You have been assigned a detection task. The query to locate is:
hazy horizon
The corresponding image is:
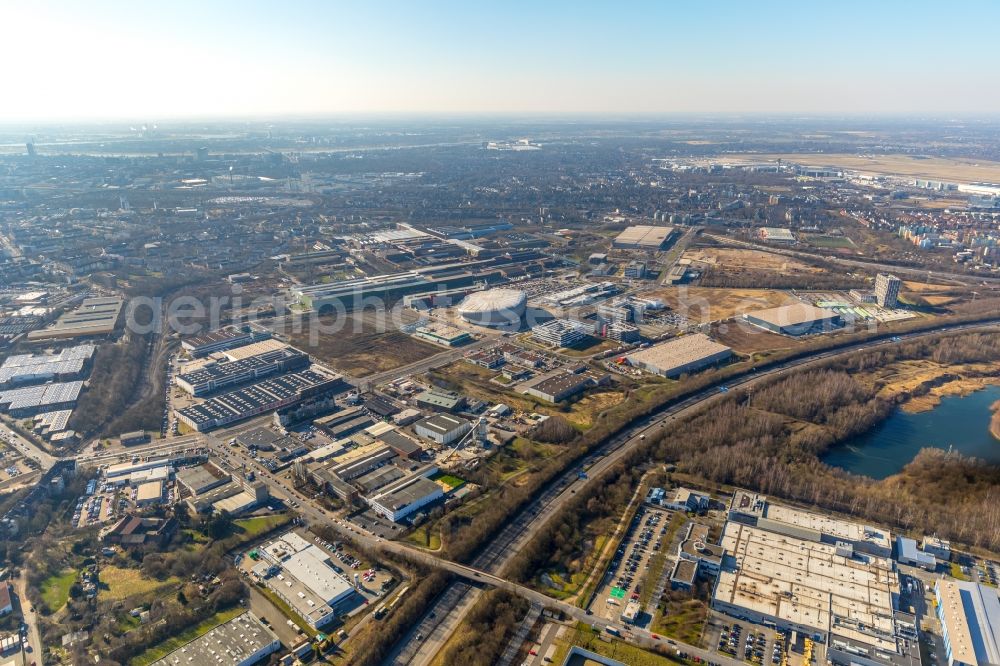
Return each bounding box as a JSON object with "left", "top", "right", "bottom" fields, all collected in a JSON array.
[{"left": 4, "top": 0, "right": 1000, "bottom": 122}]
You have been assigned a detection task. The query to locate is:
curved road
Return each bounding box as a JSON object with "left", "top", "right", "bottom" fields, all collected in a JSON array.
[{"left": 383, "top": 317, "right": 1000, "bottom": 663}]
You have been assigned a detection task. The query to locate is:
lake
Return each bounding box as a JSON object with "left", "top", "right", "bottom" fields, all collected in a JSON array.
[{"left": 822, "top": 384, "right": 1000, "bottom": 479}]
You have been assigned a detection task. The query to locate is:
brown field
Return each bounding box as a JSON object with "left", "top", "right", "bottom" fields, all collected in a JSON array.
[
  {"left": 752, "top": 153, "right": 1000, "bottom": 184},
  {"left": 650, "top": 287, "right": 798, "bottom": 322},
  {"left": 903, "top": 280, "right": 957, "bottom": 292},
  {"left": 709, "top": 320, "right": 806, "bottom": 356},
  {"left": 682, "top": 247, "right": 822, "bottom": 274},
  {"left": 283, "top": 311, "right": 439, "bottom": 378}
]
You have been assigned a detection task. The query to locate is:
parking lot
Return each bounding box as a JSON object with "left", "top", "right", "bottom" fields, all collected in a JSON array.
[
  {"left": 74, "top": 491, "right": 119, "bottom": 528},
  {"left": 706, "top": 616, "right": 808, "bottom": 666},
  {"left": 589, "top": 504, "right": 675, "bottom": 626}
]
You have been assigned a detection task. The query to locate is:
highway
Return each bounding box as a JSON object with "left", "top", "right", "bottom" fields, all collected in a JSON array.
[
  {"left": 24, "top": 317, "right": 1000, "bottom": 664},
  {"left": 381, "top": 317, "right": 1000, "bottom": 663}
]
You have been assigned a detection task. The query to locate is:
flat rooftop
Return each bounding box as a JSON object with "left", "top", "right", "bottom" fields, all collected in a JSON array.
[
  {"left": 528, "top": 371, "right": 593, "bottom": 399},
  {"left": 715, "top": 522, "right": 900, "bottom": 653},
  {"left": 281, "top": 544, "right": 354, "bottom": 605},
  {"left": 626, "top": 333, "right": 732, "bottom": 373},
  {"left": 416, "top": 413, "right": 471, "bottom": 435},
  {"left": 371, "top": 475, "right": 442, "bottom": 512},
  {"left": 150, "top": 611, "right": 278, "bottom": 666},
  {"left": 27, "top": 297, "right": 123, "bottom": 339},
  {"left": 764, "top": 503, "right": 892, "bottom": 551},
  {"left": 613, "top": 225, "right": 675, "bottom": 248},
  {"left": 221, "top": 339, "right": 289, "bottom": 361},
  {"left": 936, "top": 580, "right": 1000, "bottom": 666},
  {"left": 745, "top": 303, "right": 839, "bottom": 328}
]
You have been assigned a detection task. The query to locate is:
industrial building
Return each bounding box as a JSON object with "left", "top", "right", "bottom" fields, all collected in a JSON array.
[
  {"left": 922, "top": 536, "right": 951, "bottom": 560},
  {"left": 27, "top": 296, "right": 123, "bottom": 341},
  {"left": 32, "top": 409, "right": 73, "bottom": 438},
  {"left": 0, "top": 380, "right": 83, "bottom": 417},
  {"left": 531, "top": 319, "right": 588, "bottom": 348},
  {"left": 181, "top": 327, "right": 272, "bottom": 358},
  {"left": 729, "top": 491, "right": 893, "bottom": 558},
  {"left": 0, "top": 344, "right": 95, "bottom": 387},
  {"left": 253, "top": 533, "right": 358, "bottom": 629},
  {"left": 743, "top": 303, "right": 842, "bottom": 336},
  {"left": 663, "top": 487, "right": 711, "bottom": 513},
  {"left": 895, "top": 536, "right": 937, "bottom": 571},
  {"left": 876, "top": 273, "right": 902, "bottom": 308},
  {"left": 623, "top": 260, "right": 647, "bottom": 279},
  {"left": 934, "top": 580, "right": 1000, "bottom": 666},
  {"left": 758, "top": 227, "right": 796, "bottom": 243},
  {"left": 415, "top": 388, "right": 465, "bottom": 413},
  {"left": 290, "top": 254, "right": 547, "bottom": 313},
  {"left": 523, "top": 370, "right": 602, "bottom": 403},
  {"left": 175, "top": 347, "right": 310, "bottom": 396},
  {"left": 135, "top": 480, "right": 164, "bottom": 506},
  {"left": 150, "top": 612, "right": 280, "bottom": 666},
  {"left": 217, "top": 338, "right": 288, "bottom": 361},
  {"left": 625, "top": 333, "right": 733, "bottom": 378},
  {"left": 612, "top": 225, "right": 675, "bottom": 250},
  {"left": 176, "top": 369, "right": 345, "bottom": 432},
  {"left": 677, "top": 523, "right": 724, "bottom": 578},
  {"left": 713, "top": 521, "right": 919, "bottom": 666},
  {"left": 369, "top": 475, "right": 444, "bottom": 522},
  {"left": 176, "top": 462, "right": 231, "bottom": 496},
  {"left": 411, "top": 323, "right": 473, "bottom": 347},
  {"left": 456, "top": 288, "right": 527, "bottom": 328},
  {"left": 601, "top": 321, "right": 641, "bottom": 343},
  {"left": 414, "top": 414, "right": 472, "bottom": 445}
]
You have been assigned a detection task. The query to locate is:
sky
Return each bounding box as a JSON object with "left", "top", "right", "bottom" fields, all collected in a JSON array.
[{"left": 2, "top": 0, "right": 999, "bottom": 122}]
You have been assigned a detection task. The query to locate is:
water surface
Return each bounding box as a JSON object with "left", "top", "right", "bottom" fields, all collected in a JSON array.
[{"left": 822, "top": 384, "right": 1000, "bottom": 479}]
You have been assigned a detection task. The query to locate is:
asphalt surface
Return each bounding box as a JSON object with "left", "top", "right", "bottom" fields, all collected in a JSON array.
[
  {"left": 17, "top": 318, "right": 1000, "bottom": 663},
  {"left": 382, "top": 318, "right": 1000, "bottom": 663}
]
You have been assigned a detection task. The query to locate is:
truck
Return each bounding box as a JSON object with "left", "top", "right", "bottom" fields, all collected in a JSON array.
[{"left": 605, "top": 626, "right": 622, "bottom": 637}]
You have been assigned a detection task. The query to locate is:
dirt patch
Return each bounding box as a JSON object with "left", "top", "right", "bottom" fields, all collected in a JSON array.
[
  {"left": 683, "top": 247, "right": 822, "bottom": 274},
  {"left": 282, "top": 311, "right": 438, "bottom": 378},
  {"left": 709, "top": 320, "right": 806, "bottom": 355},
  {"left": 649, "top": 287, "right": 797, "bottom": 322}
]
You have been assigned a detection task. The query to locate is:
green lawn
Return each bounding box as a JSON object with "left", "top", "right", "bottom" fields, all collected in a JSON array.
[
  {"left": 40, "top": 569, "right": 77, "bottom": 613},
  {"left": 406, "top": 525, "right": 442, "bottom": 551},
  {"left": 804, "top": 235, "right": 854, "bottom": 248},
  {"left": 130, "top": 607, "right": 246, "bottom": 665},
  {"left": 431, "top": 473, "right": 466, "bottom": 491},
  {"left": 233, "top": 514, "right": 291, "bottom": 539},
  {"left": 551, "top": 624, "right": 681, "bottom": 666},
  {"left": 98, "top": 566, "right": 179, "bottom": 601},
  {"left": 652, "top": 597, "right": 709, "bottom": 645}
]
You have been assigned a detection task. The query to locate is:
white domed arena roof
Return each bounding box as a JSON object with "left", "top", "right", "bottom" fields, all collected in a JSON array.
[{"left": 457, "top": 288, "right": 527, "bottom": 315}]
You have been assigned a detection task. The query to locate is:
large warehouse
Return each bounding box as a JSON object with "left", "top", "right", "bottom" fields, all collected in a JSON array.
[
  {"left": 713, "top": 521, "right": 919, "bottom": 666},
  {"left": 743, "top": 303, "right": 842, "bottom": 336},
  {"left": 612, "top": 225, "right": 675, "bottom": 250},
  {"left": 934, "top": 580, "right": 1000, "bottom": 666},
  {"left": 456, "top": 288, "right": 527, "bottom": 328},
  {"left": 626, "top": 333, "right": 732, "bottom": 378},
  {"left": 151, "top": 611, "right": 280, "bottom": 666},
  {"left": 369, "top": 475, "right": 444, "bottom": 522}
]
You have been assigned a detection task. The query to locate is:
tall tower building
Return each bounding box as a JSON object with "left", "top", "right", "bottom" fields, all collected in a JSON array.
[{"left": 875, "top": 273, "right": 901, "bottom": 308}]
